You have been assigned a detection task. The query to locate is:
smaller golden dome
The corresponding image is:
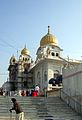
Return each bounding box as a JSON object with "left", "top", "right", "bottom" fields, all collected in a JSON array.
[
  {"left": 21, "top": 46, "right": 30, "bottom": 55},
  {"left": 40, "top": 26, "right": 58, "bottom": 47}
]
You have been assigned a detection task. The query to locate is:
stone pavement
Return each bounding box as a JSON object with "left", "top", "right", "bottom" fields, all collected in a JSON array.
[{"left": 0, "top": 96, "right": 82, "bottom": 120}]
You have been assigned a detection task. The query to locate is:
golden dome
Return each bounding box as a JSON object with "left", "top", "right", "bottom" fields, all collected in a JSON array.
[
  {"left": 40, "top": 26, "right": 58, "bottom": 47},
  {"left": 21, "top": 46, "right": 30, "bottom": 55}
]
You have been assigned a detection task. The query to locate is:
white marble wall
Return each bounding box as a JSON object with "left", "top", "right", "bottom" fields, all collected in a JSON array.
[
  {"left": 61, "top": 64, "right": 82, "bottom": 114},
  {"left": 62, "top": 63, "right": 82, "bottom": 97}
]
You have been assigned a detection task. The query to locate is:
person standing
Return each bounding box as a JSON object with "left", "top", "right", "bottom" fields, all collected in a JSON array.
[
  {"left": 35, "top": 85, "right": 40, "bottom": 96},
  {"left": 10, "top": 98, "right": 24, "bottom": 120}
]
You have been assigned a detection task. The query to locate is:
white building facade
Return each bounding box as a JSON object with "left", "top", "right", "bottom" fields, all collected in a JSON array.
[{"left": 31, "top": 26, "right": 68, "bottom": 91}]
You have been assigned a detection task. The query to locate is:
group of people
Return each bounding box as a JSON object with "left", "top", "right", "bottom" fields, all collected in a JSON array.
[{"left": 18, "top": 85, "right": 40, "bottom": 97}]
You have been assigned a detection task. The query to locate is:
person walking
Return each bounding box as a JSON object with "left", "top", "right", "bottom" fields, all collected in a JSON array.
[{"left": 10, "top": 98, "right": 24, "bottom": 120}]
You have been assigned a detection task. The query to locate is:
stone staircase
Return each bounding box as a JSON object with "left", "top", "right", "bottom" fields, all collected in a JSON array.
[{"left": 0, "top": 96, "right": 82, "bottom": 120}]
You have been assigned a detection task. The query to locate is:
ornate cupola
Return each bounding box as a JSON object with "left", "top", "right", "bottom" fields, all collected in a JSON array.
[
  {"left": 21, "top": 46, "right": 30, "bottom": 55},
  {"left": 10, "top": 55, "right": 17, "bottom": 65},
  {"left": 19, "top": 46, "right": 32, "bottom": 64},
  {"left": 36, "top": 26, "right": 63, "bottom": 62},
  {"left": 40, "top": 26, "right": 58, "bottom": 47}
]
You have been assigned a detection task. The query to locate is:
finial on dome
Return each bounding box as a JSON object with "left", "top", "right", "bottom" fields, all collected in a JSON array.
[
  {"left": 48, "top": 26, "right": 50, "bottom": 34},
  {"left": 25, "top": 44, "right": 26, "bottom": 48}
]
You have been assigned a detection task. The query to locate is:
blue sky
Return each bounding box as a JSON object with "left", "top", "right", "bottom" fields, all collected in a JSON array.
[{"left": 0, "top": 0, "right": 82, "bottom": 87}]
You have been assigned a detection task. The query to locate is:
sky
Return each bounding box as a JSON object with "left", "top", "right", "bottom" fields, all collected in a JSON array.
[{"left": 0, "top": 0, "right": 82, "bottom": 87}]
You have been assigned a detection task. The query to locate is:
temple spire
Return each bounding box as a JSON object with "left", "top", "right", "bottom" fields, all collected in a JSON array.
[
  {"left": 48, "top": 26, "right": 50, "bottom": 34},
  {"left": 25, "top": 44, "right": 26, "bottom": 48}
]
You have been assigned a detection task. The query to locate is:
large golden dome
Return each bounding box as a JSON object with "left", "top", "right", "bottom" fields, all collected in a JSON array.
[
  {"left": 40, "top": 26, "right": 58, "bottom": 47},
  {"left": 21, "top": 46, "right": 30, "bottom": 55}
]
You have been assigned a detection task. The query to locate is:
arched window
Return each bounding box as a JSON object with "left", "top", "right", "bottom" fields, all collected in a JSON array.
[
  {"left": 13, "top": 59, "right": 15, "bottom": 63},
  {"left": 56, "top": 53, "right": 59, "bottom": 56},
  {"left": 23, "top": 57, "right": 24, "bottom": 61},
  {"left": 52, "top": 52, "right": 55, "bottom": 56},
  {"left": 25, "top": 58, "right": 27, "bottom": 61}
]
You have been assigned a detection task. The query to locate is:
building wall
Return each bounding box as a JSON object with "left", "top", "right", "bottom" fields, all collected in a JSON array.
[
  {"left": 48, "top": 60, "right": 63, "bottom": 80},
  {"left": 62, "top": 64, "right": 82, "bottom": 96},
  {"left": 33, "top": 60, "right": 48, "bottom": 90},
  {"left": 33, "top": 59, "right": 63, "bottom": 91},
  {"left": 61, "top": 64, "right": 82, "bottom": 114}
]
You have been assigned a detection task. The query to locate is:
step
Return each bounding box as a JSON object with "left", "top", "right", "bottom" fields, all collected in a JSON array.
[{"left": 0, "top": 96, "right": 81, "bottom": 120}]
